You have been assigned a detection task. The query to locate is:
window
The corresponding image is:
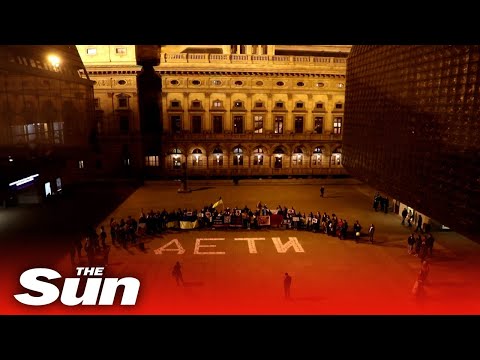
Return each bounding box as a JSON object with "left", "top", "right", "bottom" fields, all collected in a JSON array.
[
  {"left": 274, "top": 116, "right": 284, "bottom": 134},
  {"left": 314, "top": 117, "right": 323, "bottom": 134},
  {"left": 213, "top": 100, "right": 222, "bottom": 108},
  {"left": 256, "top": 81, "right": 264, "bottom": 86},
  {"left": 234, "top": 100, "right": 243, "bottom": 108},
  {"left": 315, "top": 102, "right": 324, "bottom": 109},
  {"left": 233, "top": 116, "right": 244, "bottom": 134},
  {"left": 255, "top": 101, "right": 263, "bottom": 108},
  {"left": 170, "top": 148, "right": 182, "bottom": 169},
  {"left": 118, "top": 98, "right": 128, "bottom": 108},
  {"left": 292, "top": 154, "right": 303, "bottom": 166},
  {"left": 192, "top": 148, "right": 203, "bottom": 166},
  {"left": 213, "top": 147, "right": 223, "bottom": 166},
  {"left": 313, "top": 147, "right": 323, "bottom": 166},
  {"left": 78, "top": 160, "right": 84, "bottom": 169},
  {"left": 171, "top": 101, "right": 180, "bottom": 108},
  {"left": 254, "top": 115, "right": 263, "bottom": 133},
  {"left": 192, "top": 80, "right": 201, "bottom": 85},
  {"left": 119, "top": 116, "right": 129, "bottom": 132},
  {"left": 192, "top": 100, "right": 201, "bottom": 108},
  {"left": 86, "top": 48, "right": 97, "bottom": 55},
  {"left": 273, "top": 147, "right": 284, "bottom": 169},
  {"left": 295, "top": 102, "right": 304, "bottom": 109},
  {"left": 297, "top": 81, "right": 305, "bottom": 87},
  {"left": 337, "top": 83, "right": 345, "bottom": 88},
  {"left": 234, "top": 80, "right": 243, "bottom": 86},
  {"left": 294, "top": 116, "right": 304, "bottom": 133},
  {"left": 192, "top": 116, "right": 202, "bottom": 134},
  {"left": 333, "top": 117, "right": 343, "bottom": 134},
  {"left": 335, "top": 103, "right": 343, "bottom": 109},
  {"left": 316, "top": 82, "right": 325, "bottom": 87},
  {"left": 331, "top": 152, "right": 341, "bottom": 165},
  {"left": 275, "top": 101, "right": 284, "bottom": 108},
  {"left": 276, "top": 81, "right": 285, "bottom": 86},
  {"left": 116, "top": 47, "right": 127, "bottom": 54},
  {"left": 170, "top": 79, "right": 179, "bottom": 85},
  {"left": 171, "top": 115, "right": 182, "bottom": 134},
  {"left": 94, "top": 98, "right": 100, "bottom": 109},
  {"left": 145, "top": 156, "right": 159, "bottom": 167},
  {"left": 233, "top": 147, "right": 243, "bottom": 166},
  {"left": 213, "top": 116, "right": 223, "bottom": 133},
  {"left": 118, "top": 80, "right": 126, "bottom": 85},
  {"left": 253, "top": 147, "right": 264, "bottom": 166},
  {"left": 53, "top": 122, "right": 64, "bottom": 144},
  {"left": 212, "top": 80, "right": 222, "bottom": 85}
]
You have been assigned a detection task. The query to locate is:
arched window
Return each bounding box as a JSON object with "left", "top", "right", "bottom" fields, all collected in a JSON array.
[
  {"left": 292, "top": 147, "right": 303, "bottom": 166},
  {"left": 253, "top": 147, "right": 264, "bottom": 166},
  {"left": 273, "top": 147, "right": 284, "bottom": 169},
  {"left": 170, "top": 148, "right": 182, "bottom": 169},
  {"left": 213, "top": 147, "right": 223, "bottom": 166},
  {"left": 233, "top": 146, "right": 243, "bottom": 166},
  {"left": 331, "top": 147, "right": 342, "bottom": 166},
  {"left": 312, "top": 147, "right": 323, "bottom": 167},
  {"left": 192, "top": 148, "right": 203, "bottom": 167}
]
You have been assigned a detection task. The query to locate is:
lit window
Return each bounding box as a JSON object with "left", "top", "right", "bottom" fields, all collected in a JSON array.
[
  {"left": 212, "top": 80, "right": 222, "bottom": 85},
  {"left": 337, "top": 83, "right": 345, "bottom": 88},
  {"left": 333, "top": 117, "right": 343, "bottom": 134},
  {"left": 86, "top": 48, "right": 97, "bottom": 55},
  {"left": 213, "top": 100, "right": 222, "bottom": 108},
  {"left": 316, "top": 82, "right": 325, "bottom": 87},
  {"left": 116, "top": 47, "right": 127, "bottom": 55},
  {"left": 253, "top": 147, "right": 264, "bottom": 165},
  {"left": 274, "top": 116, "right": 283, "bottom": 134},
  {"left": 254, "top": 115, "right": 263, "bottom": 134},
  {"left": 79, "top": 160, "right": 84, "bottom": 169},
  {"left": 145, "top": 156, "right": 159, "bottom": 167},
  {"left": 234, "top": 101, "right": 243, "bottom": 108}
]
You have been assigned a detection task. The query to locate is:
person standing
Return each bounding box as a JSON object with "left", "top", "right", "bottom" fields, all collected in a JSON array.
[
  {"left": 368, "top": 224, "right": 375, "bottom": 243},
  {"left": 172, "top": 261, "right": 184, "bottom": 286},
  {"left": 320, "top": 186, "right": 325, "bottom": 198},
  {"left": 284, "top": 273, "right": 292, "bottom": 299},
  {"left": 416, "top": 214, "right": 423, "bottom": 233},
  {"left": 401, "top": 208, "right": 408, "bottom": 225}
]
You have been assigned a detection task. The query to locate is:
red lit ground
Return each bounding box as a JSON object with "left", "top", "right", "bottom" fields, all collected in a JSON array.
[{"left": 6, "top": 179, "right": 480, "bottom": 315}]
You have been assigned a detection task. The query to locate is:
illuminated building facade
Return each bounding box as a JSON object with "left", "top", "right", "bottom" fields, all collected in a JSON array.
[
  {"left": 343, "top": 45, "right": 480, "bottom": 239},
  {"left": 78, "top": 45, "right": 350, "bottom": 179},
  {"left": 0, "top": 45, "right": 96, "bottom": 206}
]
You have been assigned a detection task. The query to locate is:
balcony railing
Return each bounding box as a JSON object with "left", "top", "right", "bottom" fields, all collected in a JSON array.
[
  {"left": 163, "top": 132, "right": 342, "bottom": 141},
  {"left": 160, "top": 53, "right": 347, "bottom": 68}
]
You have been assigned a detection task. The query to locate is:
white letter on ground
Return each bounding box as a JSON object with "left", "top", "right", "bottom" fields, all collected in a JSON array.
[
  {"left": 154, "top": 239, "right": 186, "bottom": 255},
  {"left": 194, "top": 238, "right": 225, "bottom": 254},
  {"left": 271, "top": 237, "right": 305, "bottom": 253}
]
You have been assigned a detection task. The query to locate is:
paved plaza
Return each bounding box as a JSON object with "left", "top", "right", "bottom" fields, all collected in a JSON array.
[
  {"left": 45, "top": 179, "right": 480, "bottom": 314},
  {"left": 3, "top": 179, "right": 480, "bottom": 315}
]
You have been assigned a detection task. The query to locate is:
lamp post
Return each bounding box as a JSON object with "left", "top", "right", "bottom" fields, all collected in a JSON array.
[{"left": 177, "top": 154, "right": 191, "bottom": 193}]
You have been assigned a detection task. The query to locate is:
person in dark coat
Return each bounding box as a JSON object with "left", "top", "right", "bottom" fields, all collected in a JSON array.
[{"left": 284, "top": 273, "right": 292, "bottom": 299}]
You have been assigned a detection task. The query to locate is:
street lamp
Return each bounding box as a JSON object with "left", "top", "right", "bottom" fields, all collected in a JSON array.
[{"left": 47, "top": 54, "right": 61, "bottom": 71}]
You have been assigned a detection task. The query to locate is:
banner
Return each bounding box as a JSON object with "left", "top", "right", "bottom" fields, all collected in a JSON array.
[
  {"left": 258, "top": 215, "right": 270, "bottom": 226},
  {"left": 270, "top": 214, "right": 284, "bottom": 227},
  {"left": 166, "top": 221, "right": 179, "bottom": 228},
  {"left": 180, "top": 220, "right": 199, "bottom": 230}
]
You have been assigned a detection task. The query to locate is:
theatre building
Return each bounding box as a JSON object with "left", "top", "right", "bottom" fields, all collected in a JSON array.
[{"left": 78, "top": 45, "right": 351, "bottom": 179}]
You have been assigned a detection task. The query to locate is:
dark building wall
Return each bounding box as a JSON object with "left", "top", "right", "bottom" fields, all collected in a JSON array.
[
  {"left": 0, "top": 45, "right": 98, "bottom": 204},
  {"left": 343, "top": 45, "right": 480, "bottom": 239}
]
